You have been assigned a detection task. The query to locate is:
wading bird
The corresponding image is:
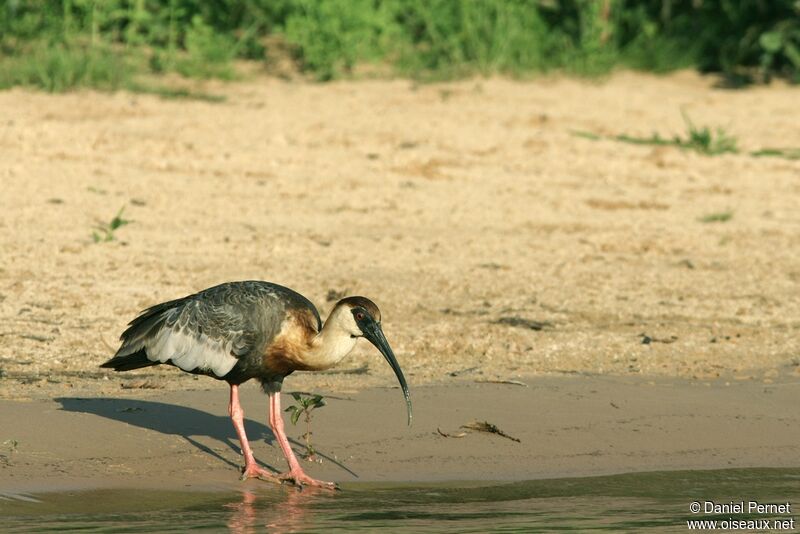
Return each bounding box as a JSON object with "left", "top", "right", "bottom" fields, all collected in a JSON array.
[{"left": 101, "top": 281, "right": 411, "bottom": 488}]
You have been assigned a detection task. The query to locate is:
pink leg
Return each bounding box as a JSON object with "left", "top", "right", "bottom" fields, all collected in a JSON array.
[
  {"left": 229, "top": 384, "right": 278, "bottom": 483},
  {"left": 268, "top": 392, "right": 336, "bottom": 489}
]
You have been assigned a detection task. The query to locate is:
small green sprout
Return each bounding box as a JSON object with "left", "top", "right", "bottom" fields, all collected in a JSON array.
[
  {"left": 680, "top": 110, "right": 738, "bottom": 155},
  {"left": 570, "top": 130, "right": 601, "bottom": 141},
  {"left": 699, "top": 211, "right": 733, "bottom": 223},
  {"left": 572, "top": 110, "right": 740, "bottom": 157},
  {"left": 285, "top": 392, "right": 326, "bottom": 460},
  {"left": 92, "top": 206, "right": 131, "bottom": 242},
  {"left": 751, "top": 148, "right": 800, "bottom": 160}
]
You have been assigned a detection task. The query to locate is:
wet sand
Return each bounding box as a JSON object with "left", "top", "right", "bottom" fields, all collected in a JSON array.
[{"left": 2, "top": 376, "right": 798, "bottom": 492}]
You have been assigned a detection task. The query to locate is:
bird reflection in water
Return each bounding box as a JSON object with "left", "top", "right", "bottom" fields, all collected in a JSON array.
[{"left": 226, "top": 486, "right": 325, "bottom": 533}]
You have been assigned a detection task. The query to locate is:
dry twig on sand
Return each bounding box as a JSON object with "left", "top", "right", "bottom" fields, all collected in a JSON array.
[
  {"left": 437, "top": 427, "right": 467, "bottom": 438},
  {"left": 461, "top": 421, "right": 521, "bottom": 443}
]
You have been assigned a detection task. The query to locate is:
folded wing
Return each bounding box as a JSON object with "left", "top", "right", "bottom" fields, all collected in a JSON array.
[{"left": 103, "top": 287, "right": 261, "bottom": 378}]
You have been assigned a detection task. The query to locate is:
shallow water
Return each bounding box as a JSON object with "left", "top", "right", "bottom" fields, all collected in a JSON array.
[{"left": 2, "top": 468, "right": 798, "bottom": 532}]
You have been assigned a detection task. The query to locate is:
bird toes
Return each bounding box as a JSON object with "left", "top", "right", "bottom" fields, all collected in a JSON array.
[
  {"left": 278, "top": 471, "right": 337, "bottom": 490},
  {"left": 240, "top": 465, "right": 281, "bottom": 484}
]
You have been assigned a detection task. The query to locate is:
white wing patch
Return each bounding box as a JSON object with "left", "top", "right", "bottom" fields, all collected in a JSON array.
[{"left": 145, "top": 326, "right": 239, "bottom": 378}]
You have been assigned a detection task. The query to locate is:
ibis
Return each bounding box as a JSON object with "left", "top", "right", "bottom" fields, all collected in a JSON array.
[{"left": 101, "top": 281, "right": 411, "bottom": 488}]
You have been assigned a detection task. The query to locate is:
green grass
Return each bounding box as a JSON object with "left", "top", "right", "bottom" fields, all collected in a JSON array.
[
  {"left": 0, "top": 42, "right": 131, "bottom": 92},
  {"left": 574, "top": 111, "right": 800, "bottom": 161},
  {"left": 1, "top": 1, "right": 799, "bottom": 91},
  {"left": 573, "top": 112, "right": 739, "bottom": 157},
  {"left": 612, "top": 112, "right": 739, "bottom": 156},
  {"left": 92, "top": 207, "right": 131, "bottom": 243},
  {"left": 167, "top": 15, "right": 239, "bottom": 80},
  {"left": 751, "top": 148, "right": 800, "bottom": 160},
  {"left": 679, "top": 111, "right": 739, "bottom": 155},
  {"left": 571, "top": 130, "right": 602, "bottom": 141},
  {"left": 699, "top": 211, "right": 734, "bottom": 223},
  {"left": 0, "top": 41, "right": 226, "bottom": 101}
]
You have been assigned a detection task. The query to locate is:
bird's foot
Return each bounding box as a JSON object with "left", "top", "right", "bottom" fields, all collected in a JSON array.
[
  {"left": 240, "top": 464, "right": 281, "bottom": 483},
  {"left": 278, "top": 469, "right": 337, "bottom": 489}
]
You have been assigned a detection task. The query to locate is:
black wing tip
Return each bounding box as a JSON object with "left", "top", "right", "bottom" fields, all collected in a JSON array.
[
  {"left": 100, "top": 349, "right": 156, "bottom": 372},
  {"left": 119, "top": 299, "right": 182, "bottom": 340}
]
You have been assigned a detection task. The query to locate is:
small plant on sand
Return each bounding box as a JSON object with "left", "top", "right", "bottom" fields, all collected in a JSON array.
[
  {"left": 699, "top": 211, "right": 733, "bottom": 223},
  {"left": 574, "top": 111, "right": 739, "bottom": 156},
  {"left": 751, "top": 148, "right": 800, "bottom": 160},
  {"left": 679, "top": 111, "right": 738, "bottom": 155},
  {"left": 92, "top": 207, "right": 131, "bottom": 242},
  {"left": 285, "top": 392, "right": 326, "bottom": 460},
  {"left": 615, "top": 112, "right": 738, "bottom": 155}
]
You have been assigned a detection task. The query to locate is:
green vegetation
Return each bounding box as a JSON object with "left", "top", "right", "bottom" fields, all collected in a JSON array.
[
  {"left": 676, "top": 112, "right": 738, "bottom": 155},
  {"left": 1, "top": 1, "right": 799, "bottom": 92},
  {"left": 603, "top": 111, "right": 739, "bottom": 156},
  {"left": 751, "top": 147, "right": 800, "bottom": 160},
  {"left": 0, "top": 42, "right": 130, "bottom": 92},
  {"left": 285, "top": 392, "right": 326, "bottom": 460},
  {"left": 699, "top": 211, "right": 734, "bottom": 224},
  {"left": 574, "top": 111, "right": 800, "bottom": 160},
  {"left": 92, "top": 207, "right": 131, "bottom": 243}
]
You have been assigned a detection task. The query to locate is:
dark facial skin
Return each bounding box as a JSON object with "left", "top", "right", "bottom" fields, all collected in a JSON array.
[{"left": 351, "top": 306, "right": 412, "bottom": 425}]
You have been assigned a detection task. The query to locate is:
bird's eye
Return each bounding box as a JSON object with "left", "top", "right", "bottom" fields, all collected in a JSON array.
[{"left": 355, "top": 312, "right": 365, "bottom": 321}]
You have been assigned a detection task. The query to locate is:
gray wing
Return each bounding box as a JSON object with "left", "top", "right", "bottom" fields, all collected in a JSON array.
[
  {"left": 112, "top": 282, "right": 293, "bottom": 378},
  {"left": 142, "top": 300, "right": 253, "bottom": 377}
]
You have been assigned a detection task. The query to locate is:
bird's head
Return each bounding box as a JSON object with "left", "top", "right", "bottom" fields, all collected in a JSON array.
[{"left": 332, "top": 296, "right": 412, "bottom": 425}]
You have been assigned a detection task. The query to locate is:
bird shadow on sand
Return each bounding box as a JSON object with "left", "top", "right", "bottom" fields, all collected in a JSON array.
[{"left": 55, "top": 397, "right": 358, "bottom": 478}]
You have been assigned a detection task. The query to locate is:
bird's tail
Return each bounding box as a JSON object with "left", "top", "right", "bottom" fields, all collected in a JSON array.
[
  {"left": 101, "top": 296, "right": 187, "bottom": 372},
  {"left": 100, "top": 348, "right": 157, "bottom": 371}
]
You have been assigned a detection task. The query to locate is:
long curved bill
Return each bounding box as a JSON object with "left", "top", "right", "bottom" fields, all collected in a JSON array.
[{"left": 362, "top": 321, "right": 412, "bottom": 426}]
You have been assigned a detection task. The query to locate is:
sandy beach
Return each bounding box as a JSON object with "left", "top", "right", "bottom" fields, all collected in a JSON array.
[{"left": 1, "top": 71, "right": 799, "bottom": 491}]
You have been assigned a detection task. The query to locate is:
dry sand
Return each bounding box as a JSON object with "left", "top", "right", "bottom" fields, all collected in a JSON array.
[{"left": 0, "top": 71, "right": 799, "bottom": 490}]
